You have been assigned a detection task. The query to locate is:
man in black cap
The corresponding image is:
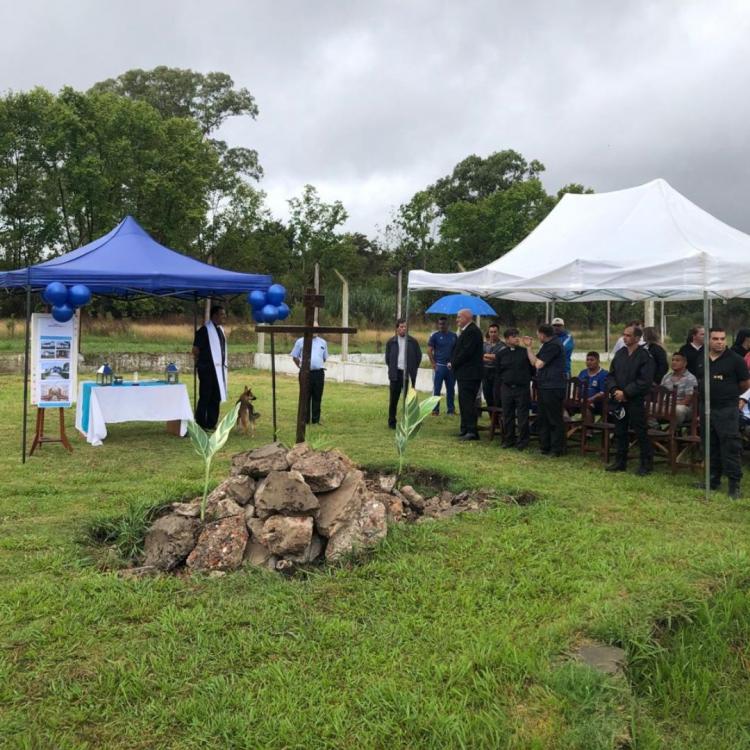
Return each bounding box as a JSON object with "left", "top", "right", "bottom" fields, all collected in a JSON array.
[
  {"left": 605, "top": 324, "right": 655, "bottom": 475},
  {"left": 695, "top": 327, "right": 750, "bottom": 498}
]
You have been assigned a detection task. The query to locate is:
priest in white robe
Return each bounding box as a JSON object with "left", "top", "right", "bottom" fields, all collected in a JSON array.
[{"left": 192, "top": 305, "right": 228, "bottom": 429}]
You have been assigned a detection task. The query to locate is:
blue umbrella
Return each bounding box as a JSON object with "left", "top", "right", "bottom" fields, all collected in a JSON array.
[{"left": 425, "top": 294, "right": 497, "bottom": 316}]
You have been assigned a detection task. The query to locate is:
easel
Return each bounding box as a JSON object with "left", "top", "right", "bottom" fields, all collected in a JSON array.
[
  {"left": 29, "top": 407, "right": 73, "bottom": 455},
  {"left": 255, "top": 288, "right": 357, "bottom": 444}
]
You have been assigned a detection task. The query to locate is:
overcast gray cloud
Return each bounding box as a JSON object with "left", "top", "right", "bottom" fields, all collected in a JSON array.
[{"left": 2, "top": 0, "right": 749, "bottom": 237}]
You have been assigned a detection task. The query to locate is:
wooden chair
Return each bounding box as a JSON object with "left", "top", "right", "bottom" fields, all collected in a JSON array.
[
  {"left": 479, "top": 405, "right": 503, "bottom": 441},
  {"left": 563, "top": 377, "right": 586, "bottom": 447},
  {"left": 580, "top": 393, "right": 614, "bottom": 462},
  {"left": 675, "top": 396, "right": 702, "bottom": 472},
  {"left": 646, "top": 386, "right": 678, "bottom": 472}
]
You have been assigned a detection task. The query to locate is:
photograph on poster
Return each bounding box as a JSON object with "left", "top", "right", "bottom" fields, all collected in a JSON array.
[
  {"left": 41, "top": 362, "right": 70, "bottom": 380},
  {"left": 55, "top": 341, "right": 71, "bottom": 359},
  {"left": 41, "top": 383, "right": 70, "bottom": 402}
]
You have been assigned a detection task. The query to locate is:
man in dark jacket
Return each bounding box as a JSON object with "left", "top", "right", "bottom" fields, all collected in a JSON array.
[
  {"left": 497, "top": 327, "right": 534, "bottom": 450},
  {"left": 385, "top": 319, "right": 422, "bottom": 429},
  {"left": 449, "top": 308, "right": 484, "bottom": 440},
  {"left": 523, "top": 324, "right": 567, "bottom": 456},
  {"left": 605, "top": 324, "right": 656, "bottom": 475},
  {"left": 695, "top": 327, "right": 750, "bottom": 498}
]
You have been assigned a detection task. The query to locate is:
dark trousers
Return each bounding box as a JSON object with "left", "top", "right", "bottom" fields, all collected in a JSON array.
[
  {"left": 432, "top": 364, "right": 456, "bottom": 414},
  {"left": 300, "top": 369, "right": 325, "bottom": 423},
  {"left": 537, "top": 388, "right": 565, "bottom": 454},
  {"left": 501, "top": 383, "right": 530, "bottom": 447},
  {"left": 614, "top": 397, "right": 652, "bottom": 466},
  {"left": 195, "top": 366, "right": 220, "bottom": 430},
  {"left": 704, "top": 404, "right": 742, "bottom": 483},
  {"left": 389, "top": 370, "right": 416, "bottom": 426},
  {"left": 458, "top": 378, "right": 481, "bottom": 436},
  {"left": 482, "top": 373, "right": 497, "bottom": 408}
]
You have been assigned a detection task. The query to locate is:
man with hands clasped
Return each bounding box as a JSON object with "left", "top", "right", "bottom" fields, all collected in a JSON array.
[{"left": 605, "top": 324, "right": 655, "bottom": 475}]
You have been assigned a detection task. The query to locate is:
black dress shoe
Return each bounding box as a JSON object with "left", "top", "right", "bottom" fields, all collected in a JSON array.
[
  {"left": 456, "top": 432, "right": 467, "bottom": 437},
  {"left": 635, "top": 465, "right": 652, "bottom": 476},
  {"left": 501, "top": 442, "right": 516, "bottom": 449},
  {"left": 728, "top": 481, "right": 741, "bottom": 499},
  {"left": 459, "top": 433, "right": 479, "bottom": 441},
  {"left": 606, "top": 462, "right": 627, "bottom": 472},
  {"left": 516, "top": 444, "right": 527, "bottom": 452}
]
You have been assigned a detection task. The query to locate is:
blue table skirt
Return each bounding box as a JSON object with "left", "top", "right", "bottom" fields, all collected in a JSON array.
[{"left": 79, "top": 380, "right": 169, "bottom": 433}]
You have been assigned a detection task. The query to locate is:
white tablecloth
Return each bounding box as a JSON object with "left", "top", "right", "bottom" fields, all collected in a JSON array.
[{"left": 75, "top": 382, "right": 193, "bottom": 446}]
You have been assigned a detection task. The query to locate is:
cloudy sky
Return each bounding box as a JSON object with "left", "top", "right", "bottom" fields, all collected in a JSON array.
[{"left": 2, "top": 0, "right": 749, "bottom": 237}]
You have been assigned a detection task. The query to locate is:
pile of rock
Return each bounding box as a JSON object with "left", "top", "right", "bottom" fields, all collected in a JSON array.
[
  {"left": 141, "top": 442, "right": 394, "bottom": 574},
  {"left": 135, "top": 441, "right": 511, "bottom": 577}
]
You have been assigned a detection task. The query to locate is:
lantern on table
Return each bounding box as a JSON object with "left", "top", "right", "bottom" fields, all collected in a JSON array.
[
  {"left": 96, "top": 363, "right": 113, "bottom": 386},
  {"left": 165, "top": 362, "right": 180, "bottom": 384}
]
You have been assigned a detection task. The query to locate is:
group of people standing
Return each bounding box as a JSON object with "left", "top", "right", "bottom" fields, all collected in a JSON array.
[{"left": 384, "top": 312, "right": 750, "bottom": 499}]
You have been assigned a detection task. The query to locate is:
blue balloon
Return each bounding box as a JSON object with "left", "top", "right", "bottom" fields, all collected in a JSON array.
[
  {"left": 67, "top": 284, "right": 92, "bottom": 307},
  {"left": 266, "top": 283, "right": 286, "bottom": 306},
  {"left": 248, "top": 290, "right": 267, "bottom": 310},
  {"left": 262, "top": 304, "right": 279, "bottom": 323},
  {"left": 277, "top": 302, "right": 290, "bottom": 321},
  {"left": 43, "top": 282, "right": 68, "bottom": 306},
  {"left": 251, "top": 307, "right": 265, "bottom": 324},
  {"left": 51, "top": 304, "right": 75, "bottom": 323}
]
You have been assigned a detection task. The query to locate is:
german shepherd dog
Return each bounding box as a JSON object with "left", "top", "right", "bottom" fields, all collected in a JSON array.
[{"left": 236, "top": 386, "right": 260, "bottom": 436}]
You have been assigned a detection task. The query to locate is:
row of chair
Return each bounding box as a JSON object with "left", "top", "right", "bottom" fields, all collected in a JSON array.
[{"left": 482, "top": 378, "right": 703, "bottom": 473}]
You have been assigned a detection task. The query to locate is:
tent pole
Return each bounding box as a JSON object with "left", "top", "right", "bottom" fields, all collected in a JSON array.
[
  {"left": 660, "top": 300, "right": 666, "bottom": 342},
  {"left": 192, "top": 295, "right": 198, "bottom": 413},
  {"left": 270, "top": 330, "right": 277, "bottom": 441},
  {"left": 605, "top": 301, "right": 611, "bottom": 353},
  {"left": 703, "top": 292, "right": 710, "bottom": 502},
  {"left": 22, "top": 281, "right": 32, "bottom": 464},
  {"left": 402, "top": 286, "right": 411, "bottom": 414}
]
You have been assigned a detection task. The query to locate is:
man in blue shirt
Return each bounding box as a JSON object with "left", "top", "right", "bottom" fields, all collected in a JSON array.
[
  {"left": 552, "top": 317, "right": 575, "bottom": 375},
  {"left": 577, "top": 351, "right": 608, "bottom": 415},
  {"left": 291, "top": 327, "right": 328, "bottom": 424},
  {"left": 427, "top": 316, "right": 458, "bottom": 415}
]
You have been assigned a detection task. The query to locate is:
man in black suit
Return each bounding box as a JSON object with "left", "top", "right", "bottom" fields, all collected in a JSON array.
[
  {"left": 449, "top": 308, "right": 484, "bottom": 441},
  {"left": 385, "top": 319, "right": 423, "bottom": 429}
]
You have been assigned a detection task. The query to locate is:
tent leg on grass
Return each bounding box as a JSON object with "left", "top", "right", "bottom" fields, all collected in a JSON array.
[
  {"left": 21, "top": 281, "right": 31, "bottom": 464},
  {"left": 703, "top": 291, "right": 711, "bottom": 501},
  {"left": 270, "top": 331, "right": 277, "bottom": 441}
]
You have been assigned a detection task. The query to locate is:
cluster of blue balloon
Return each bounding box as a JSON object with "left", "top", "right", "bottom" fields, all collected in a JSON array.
[
  {"left": 248, "top": 284, "right": 290, "bottom": 324},
  {"left": 42, "top": 282, "right": 93, "bottom": 322}
]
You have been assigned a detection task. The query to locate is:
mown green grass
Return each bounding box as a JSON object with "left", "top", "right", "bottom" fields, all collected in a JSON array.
[{"left": 1, "top": 369, "right": 749, "bottom": 748}]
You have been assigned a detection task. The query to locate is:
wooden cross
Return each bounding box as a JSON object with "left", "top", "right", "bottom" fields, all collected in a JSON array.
[{"left": 255, "top": 288, "right": 357, "bottom": 443}]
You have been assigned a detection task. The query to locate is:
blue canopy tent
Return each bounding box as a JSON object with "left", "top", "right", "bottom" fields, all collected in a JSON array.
[
  {"left": 0, "top": 215, "right": 273, "bottom": 462},
  {"left": 0, "top": 215, "right": 271, "bottom": 297}
]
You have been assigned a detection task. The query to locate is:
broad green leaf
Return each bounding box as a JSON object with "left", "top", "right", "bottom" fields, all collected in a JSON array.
[
  {"left": 208, "top": 403, "right": 241, "bottom": 455},
  {"left": 186, "top": 420, "right": 210, "bottom": 459}
]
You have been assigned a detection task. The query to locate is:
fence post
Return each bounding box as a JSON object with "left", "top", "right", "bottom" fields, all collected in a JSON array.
[{"left": 333, "top": 269, "right": 349, "bottom": 362}]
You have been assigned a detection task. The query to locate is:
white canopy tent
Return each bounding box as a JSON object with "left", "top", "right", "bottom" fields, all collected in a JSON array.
[
  {"left": 407, "top": 178, "right": 750, "bottom": 498},
  {"left": 408, "top": 178, "right": 750, "bottom": 302}
]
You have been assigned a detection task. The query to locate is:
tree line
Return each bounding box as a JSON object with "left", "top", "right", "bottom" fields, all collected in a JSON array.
[{"left": 3, "top": 65, "right": 731, "bottom": 333}]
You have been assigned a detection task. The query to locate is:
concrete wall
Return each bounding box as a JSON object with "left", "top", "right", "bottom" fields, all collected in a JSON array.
[{"left": 253, "top": 354, "right": 436, "bottom": 393}]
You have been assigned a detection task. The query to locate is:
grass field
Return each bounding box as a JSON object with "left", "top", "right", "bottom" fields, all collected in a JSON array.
[{"left": 1, "top": 368, "right": 749, "bottom": 748}]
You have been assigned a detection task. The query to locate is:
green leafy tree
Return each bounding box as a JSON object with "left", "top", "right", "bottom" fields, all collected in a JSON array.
[
  {"left": 287, "top": 184, "right": 348, "bottom": 288},
  {"left": 430, "top": 150, "right": 545, "bottom": 213},
  {"left": 438, "top": 178, "right": 555, "bottom": 270}
]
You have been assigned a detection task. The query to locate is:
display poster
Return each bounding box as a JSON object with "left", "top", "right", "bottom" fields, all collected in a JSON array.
[{"left": 30, "top": 312, "right": 80, "bottom": 408}]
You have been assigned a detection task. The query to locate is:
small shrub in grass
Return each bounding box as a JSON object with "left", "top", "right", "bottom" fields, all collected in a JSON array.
[{"left": 83, "top": 497, "right": 170, "bottom": 562}]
